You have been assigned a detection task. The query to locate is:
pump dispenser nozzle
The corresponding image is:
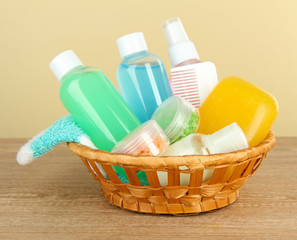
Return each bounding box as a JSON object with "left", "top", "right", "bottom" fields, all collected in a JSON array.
[{"left": 161, "top": 17, "right": 200, "bottom": 67}]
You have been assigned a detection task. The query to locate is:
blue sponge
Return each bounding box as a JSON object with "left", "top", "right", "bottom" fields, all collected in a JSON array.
[{"left": 16, "top": 115, "right": 96, "bottom": 165}]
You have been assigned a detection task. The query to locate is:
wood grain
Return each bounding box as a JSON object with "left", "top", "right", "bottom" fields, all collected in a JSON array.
[{"left": 0, "top": 138, "right": 296, "bottom": 240}]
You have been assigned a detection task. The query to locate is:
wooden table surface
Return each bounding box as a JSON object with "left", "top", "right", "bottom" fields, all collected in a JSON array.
[{"left": 1, "top": 138, "right": 297, "bottom": 240}]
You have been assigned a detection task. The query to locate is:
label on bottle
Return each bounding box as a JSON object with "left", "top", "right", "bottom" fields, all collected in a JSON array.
[{"left": 170, "top": 62, "right": 218, "bottom": 108}]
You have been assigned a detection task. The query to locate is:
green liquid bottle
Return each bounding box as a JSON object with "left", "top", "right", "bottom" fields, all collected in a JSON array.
[{"left": 50, "top": 50, "right": 141, "bottom": 151}]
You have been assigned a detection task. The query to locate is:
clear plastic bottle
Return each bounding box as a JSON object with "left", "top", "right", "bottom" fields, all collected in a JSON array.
[
  {"left": 161, "top": 17, "right": 218, "bottom": 108},
  {"left": 117, "top": 32, "right": 173, "bottom": 123},
  {"left": 50, "top": 50, "right": 141, "bottom": 151}
]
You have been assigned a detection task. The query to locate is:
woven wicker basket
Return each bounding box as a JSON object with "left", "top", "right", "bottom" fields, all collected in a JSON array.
[{"left": 68, "top": 131, "right": 275, "bottom": 215}]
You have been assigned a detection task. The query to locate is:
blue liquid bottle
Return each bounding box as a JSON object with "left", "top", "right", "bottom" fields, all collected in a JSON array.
[{"left": 117, "top": 32, "right": 172, "bottom": 123}]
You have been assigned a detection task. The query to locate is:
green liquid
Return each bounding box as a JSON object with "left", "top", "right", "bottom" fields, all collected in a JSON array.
[{"left": 60, "top": 66, "right": 141, "bottom": 151}]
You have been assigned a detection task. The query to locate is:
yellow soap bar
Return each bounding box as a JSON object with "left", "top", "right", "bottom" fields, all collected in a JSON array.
[{"left": 198, "top": 77, "right": 279, "bottom": 147}]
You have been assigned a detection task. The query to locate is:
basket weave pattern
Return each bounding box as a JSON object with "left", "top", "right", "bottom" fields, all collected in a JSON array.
[{"left": 68, "top": 131, "right": 275, "bottom": 215}]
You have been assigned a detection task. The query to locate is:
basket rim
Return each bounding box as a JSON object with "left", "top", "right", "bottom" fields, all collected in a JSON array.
[{"left": 67, "top": 131, "right": 275, "bottom": 170}]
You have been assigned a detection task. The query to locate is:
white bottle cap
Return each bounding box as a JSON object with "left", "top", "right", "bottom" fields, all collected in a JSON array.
[
  {"left": 116, "top": 32, "right": 148, "bottom": 59},
  {"left": 49, "top": 50, "right": 83, "bottom": 81},
  {"left": 161, "top": 17, "right": 200, "bottom": 67},
  {"left": 202, "top": 122, "right": 249, "bottom": 154}
]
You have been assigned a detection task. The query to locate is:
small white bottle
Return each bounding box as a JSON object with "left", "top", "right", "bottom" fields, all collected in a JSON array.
[
  {"left": 161, "top": 17, "right": 218, "bottom": 108},
  {"left": 159, "top": 123, "right": 249, "bottom": 185}
]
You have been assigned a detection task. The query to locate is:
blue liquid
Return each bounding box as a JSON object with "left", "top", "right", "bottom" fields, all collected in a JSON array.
[{"left": 117, "top": 51, "right": 172, "bottom": 123}]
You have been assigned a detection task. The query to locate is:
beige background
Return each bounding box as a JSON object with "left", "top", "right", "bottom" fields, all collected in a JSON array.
[{"left": 1, "top": 0, "right": 296, "bottom": 138}]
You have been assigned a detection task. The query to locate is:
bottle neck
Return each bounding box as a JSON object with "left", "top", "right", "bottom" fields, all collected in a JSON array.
[
  {"left": 123, "top": 50, "right": 148, "bottom": 60},
  {"left": 168, "top": 41, "right": 200, "bottom": 67},
  {"left": 174, "top": 58, "right": 201, "bottom": 67},
  {"left": 60, "top": 65, "right": 85, "bottom": 82}
]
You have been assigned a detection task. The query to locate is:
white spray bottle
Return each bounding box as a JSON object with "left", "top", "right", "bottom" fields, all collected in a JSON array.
[{"left": 161, "top": 17, "right": 218, "bottom": 108}]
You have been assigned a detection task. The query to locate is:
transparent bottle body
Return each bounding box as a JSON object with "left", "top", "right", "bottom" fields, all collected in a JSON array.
[
  {"left": 117, "top": 51, "right": 172, "bottom": 123},
  {"left": 60, "top": 66, "right": 141, "bottom": 151}
]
